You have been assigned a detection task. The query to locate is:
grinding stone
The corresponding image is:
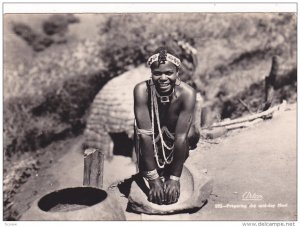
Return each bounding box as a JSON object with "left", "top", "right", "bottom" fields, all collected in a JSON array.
[{"left": 127, "top": 165, "right": 213, "bottom": 215}]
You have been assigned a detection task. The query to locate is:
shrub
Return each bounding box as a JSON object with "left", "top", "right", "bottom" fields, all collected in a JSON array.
[
  {"left": 12, "top": 14, "right": 80, "bottom": 52},
  {"left": 43, "top": 14, "right": 79, "bottom": 36},
  {"left": 12, "top": 22, "right": 53, "bottom": 51},
  {"left": 97, "top": 13, "right": 296, "bottom": 100},
  {"left": 4, "top": 70, "right": 109, "bottom": 157},
  {"left": 98, "top": 14, "right": 199, "bottom": 83},
  {"left": 5, "top": 39, "right": 104, "bottom": 100}
]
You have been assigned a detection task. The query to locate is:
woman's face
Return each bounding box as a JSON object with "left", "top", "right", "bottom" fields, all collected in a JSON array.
[{"left": 151, "top": 61, "right": 178, "bottom": 94}]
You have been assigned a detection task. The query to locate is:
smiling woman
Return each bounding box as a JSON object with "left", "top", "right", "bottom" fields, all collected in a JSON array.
[
  {"left": 151, "top": 61, "right": 178, "bottom": 95},
  {"left": 133, "top": 46, "right": 200, "bottom": 206},
  {"left": 149, "top": 47, "right": 181, "bottom": 101}
]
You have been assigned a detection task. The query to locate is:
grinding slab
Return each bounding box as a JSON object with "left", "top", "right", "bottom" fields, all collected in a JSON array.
[{"left": 127, "top": 165, "right": 213, "bottom": 215}]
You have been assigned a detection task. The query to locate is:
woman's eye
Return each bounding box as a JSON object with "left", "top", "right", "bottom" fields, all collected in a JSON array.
[
  {"left": 153, "top": 73, "right": 161, "bottom": 76},
  {"left": 153, "top": 72, "right": 173, "bottom": 76}
]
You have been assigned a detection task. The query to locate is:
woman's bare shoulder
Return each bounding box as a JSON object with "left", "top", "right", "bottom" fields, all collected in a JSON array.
[
  {"left": 134, "top": 80, "right": 147, "bottom": 91},
  {"left": 177, "top": 82, "right": 196, "bottom": 99},
  {"left": 134, "top": 80, "right": 148, "bottom": 101}
]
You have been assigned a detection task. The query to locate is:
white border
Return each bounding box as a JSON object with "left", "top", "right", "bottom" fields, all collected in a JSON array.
[
  {"left": 3, "top": 2, "right": 297, "bottom": 13},
  {"left": 1, "top": 1, "right": 298, "bottom": 227}
]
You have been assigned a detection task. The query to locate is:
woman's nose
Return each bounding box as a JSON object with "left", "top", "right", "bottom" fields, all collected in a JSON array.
[{"left": 161, "top": 74, "right": 167, "bottom": 80}]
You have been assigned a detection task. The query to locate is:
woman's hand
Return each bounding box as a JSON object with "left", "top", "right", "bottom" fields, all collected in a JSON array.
[
  {"left": 148, "top": 178, "right": 165, "bottom": 205},
  {"left": 164, "top": 179, "right": 180, "bottom": 204}
]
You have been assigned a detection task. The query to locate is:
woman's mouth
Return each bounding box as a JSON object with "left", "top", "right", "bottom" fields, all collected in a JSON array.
[
  {"left": 157, "top": 83, "right": 171, "bottom": 93},
  {"left": 159, "top": 83, "right": 170, "bottom": 88}
]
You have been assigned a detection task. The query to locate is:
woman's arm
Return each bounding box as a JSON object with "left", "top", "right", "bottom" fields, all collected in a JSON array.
[
  {"left": 169, "top": 87, "right": 196, "bottom": 177},
  {"left": 164, "top": 86, "right": 196, "bottom": 205},
  {"left": 133, "top": 82, "right": 165, "bottom": 205},
  {"left": 133, "top": 82, "right": 156, "bottom": 171}
]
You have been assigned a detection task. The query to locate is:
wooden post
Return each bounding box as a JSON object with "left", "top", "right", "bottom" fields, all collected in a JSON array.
[
  {"left": 83, "top": 148, "right": 104, "bottom": 189},
  {"left": 264, "top": 55, "right": 278, "bottom": 111},
  {"left": 195, "top": 93, "right": 203, "bottom": 130}
]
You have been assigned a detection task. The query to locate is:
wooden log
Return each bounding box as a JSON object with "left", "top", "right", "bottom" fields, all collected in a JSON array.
[
  {"left": 211, "top": 104, "right": 279, "bottom": 128},
  {"left": 201, "top": 127, "right": 227, "bottom": 139},
  {"left": 212, "top": 101, "right": 286, "bottom": 129},
  {"left": 83, "top": 148, "right": 104, "bottom": 189},
  {"left": 225, "top": 118, "right": 264, "bottom": 130}
]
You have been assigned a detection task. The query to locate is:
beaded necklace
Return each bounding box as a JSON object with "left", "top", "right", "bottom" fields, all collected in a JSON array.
[
  {"left": 153, "top": 86, "right": 175, "bottom": 103},
  {"left": 150, "top": 80, "right": 175, "bottom": 168}
]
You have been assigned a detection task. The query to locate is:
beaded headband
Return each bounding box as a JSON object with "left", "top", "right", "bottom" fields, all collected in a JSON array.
[{"left": 147, "top": 53, "right": 181, "bottom": 67}]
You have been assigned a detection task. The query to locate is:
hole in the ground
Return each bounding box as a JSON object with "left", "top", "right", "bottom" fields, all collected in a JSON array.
[
  {"left": 110, "top": 133, "right": 133, "bottom": 158},
  {"left": 38, "top": 187, "right": 107, "bottom": 212}
]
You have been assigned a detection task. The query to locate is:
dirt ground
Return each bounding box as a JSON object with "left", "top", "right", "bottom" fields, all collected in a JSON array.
[{"left": 11, "top": 105, "right": 297, "bottom": 221}]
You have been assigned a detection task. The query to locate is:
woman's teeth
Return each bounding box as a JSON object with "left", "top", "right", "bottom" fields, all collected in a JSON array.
[{"left": 160, "top": 83, "right": 169, "bottom": 87}]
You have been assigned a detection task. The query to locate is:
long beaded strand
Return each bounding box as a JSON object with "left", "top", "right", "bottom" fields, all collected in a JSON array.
[
  {"left": 153, "top": 92, "right": 174, "bottom": 164},
  {"left": 150, "top": 81, "right": 174, "bottom": 166},
  {"left": 150, "top": 82, "right": 165, "bottom": 168}
]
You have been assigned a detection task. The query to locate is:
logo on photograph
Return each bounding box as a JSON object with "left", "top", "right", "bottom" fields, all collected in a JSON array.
[{"left": 242, "top": 192, "right": 263, "bottom": 201}]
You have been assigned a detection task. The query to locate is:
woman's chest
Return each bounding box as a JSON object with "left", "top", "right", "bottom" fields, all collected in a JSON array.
[{"left": 153, "top": 100, "right": 181, "bottom": 131}]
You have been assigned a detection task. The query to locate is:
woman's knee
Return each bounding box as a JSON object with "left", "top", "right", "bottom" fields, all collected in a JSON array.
[{"left": 188, "top": 126, "right": 200, "bottom": 149}]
